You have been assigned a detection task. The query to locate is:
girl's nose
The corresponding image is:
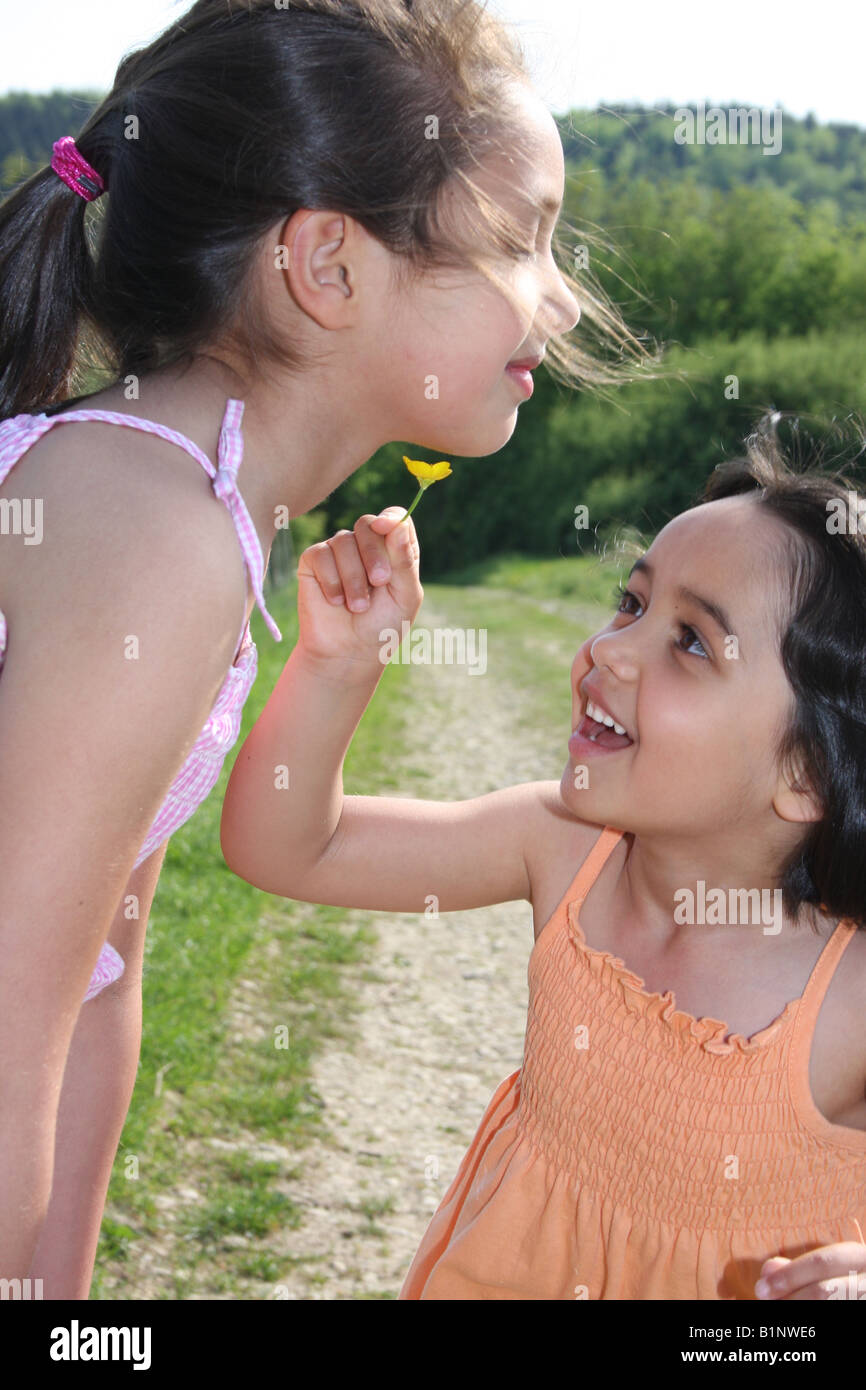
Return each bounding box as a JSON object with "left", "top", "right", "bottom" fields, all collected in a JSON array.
[
  {"left": 543, "top": 276, "right": 580, "bottom": 338},
  {"left": 549, "top": 248, "right": 581, "bottom": 332},
  {"left": 557, "top": 279, "right": 580, "bottom": 334},
  {"left": 589, "top": 628, "right": 640, "bottom": 681},
  {"left": 537, "top": 255, "right": 580, "bottom": 339}
]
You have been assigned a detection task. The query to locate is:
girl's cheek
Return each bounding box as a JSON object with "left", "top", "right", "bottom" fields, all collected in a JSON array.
[{"left": 502, "top": 266, "right": 540, "bottom": 329}]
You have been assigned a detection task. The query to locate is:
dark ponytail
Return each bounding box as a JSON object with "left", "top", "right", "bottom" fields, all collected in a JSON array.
[{"left": 0, "top": 152, "right": 104, "bottom": 416}]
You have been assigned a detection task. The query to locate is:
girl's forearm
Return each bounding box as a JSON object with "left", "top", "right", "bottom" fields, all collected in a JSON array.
[{"left": 222, "top": 644, "right": 385, "bottom": 889}]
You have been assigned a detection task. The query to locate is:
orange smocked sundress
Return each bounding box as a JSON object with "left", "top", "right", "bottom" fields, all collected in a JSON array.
[{"left": 400, "top": 825, "right": 866, "bottom": 1299}]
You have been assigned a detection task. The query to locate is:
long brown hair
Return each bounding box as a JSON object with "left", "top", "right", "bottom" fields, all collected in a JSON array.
[{"left": 0, "top": 0, "right": 650, "bottom": 418}]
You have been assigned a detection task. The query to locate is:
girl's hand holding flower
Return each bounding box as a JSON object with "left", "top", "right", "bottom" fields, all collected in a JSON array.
[
  {"left": 295, "top": 457, "right": 450, "bottom": 676},
  {"left": 296, "top": 507, "right": 424, "bottom": 674}
]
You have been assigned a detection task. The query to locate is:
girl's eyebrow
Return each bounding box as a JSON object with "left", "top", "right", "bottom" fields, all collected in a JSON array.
[
  {"left": 628, "top": 558, "right": 737, "bottom": 645},
  {"left": 538, "top": 194, "right": 563, "bottom": 218},
  {"left": 521, "top": 189, "right": 562, "bottom": 221}
]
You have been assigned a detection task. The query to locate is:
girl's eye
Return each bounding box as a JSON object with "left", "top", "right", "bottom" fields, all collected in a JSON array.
[
  {"left": 514, "top": 219, "right": 548, "bottom": 260},
  {"left": 611, "top": 582, "right": 710, "bottom": 660}
]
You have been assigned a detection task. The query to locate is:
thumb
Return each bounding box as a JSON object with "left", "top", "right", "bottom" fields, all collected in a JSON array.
[
  {"left": 369, "top": 506, "right": 419, "bottom": 559},
  {"left": 760, "top": 1256, "right": 790, "bottom": 1275},
  {"left": 369, "top": 506, "right": 409, "bottom": 531},
  {"left": 380, "top": 511, "right": 421, "bottom": 607}
]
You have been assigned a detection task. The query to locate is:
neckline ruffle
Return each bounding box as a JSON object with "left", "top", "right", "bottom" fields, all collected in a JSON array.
[{"left": 565, "top": 899, "right": 800, "bottom": 1055}]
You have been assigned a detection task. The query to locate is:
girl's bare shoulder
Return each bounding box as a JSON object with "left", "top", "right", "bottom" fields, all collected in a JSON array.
[
  {"left": 4, "top": 402, "right": 227, "bottom": 528},
  {"left": 0, "top": 406, "right": 247, "bottom": 619},
  {"left": 808, "top": 917, "right": 866, "bottom": 1133},
  {"left": 0, "top": 408, "right": 250, "bottom": 687},
  {"left": 522, "top": 784, "right": 610, "bottom": 941},
  {"left": 813, "top": 916, "right": 866, "bottom": 1043}
]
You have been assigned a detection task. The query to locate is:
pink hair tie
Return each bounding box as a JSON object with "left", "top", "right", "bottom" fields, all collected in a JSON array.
[{"left": 51, "top": 136, "right": 106, "bottom": 202}]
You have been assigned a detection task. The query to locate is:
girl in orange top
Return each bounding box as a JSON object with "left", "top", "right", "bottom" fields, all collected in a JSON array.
[{"left": 222, "top": 418, "right": 866, "bottom": 1300}]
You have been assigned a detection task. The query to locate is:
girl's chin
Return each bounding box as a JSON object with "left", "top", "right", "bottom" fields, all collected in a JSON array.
[
  {"left": 414, "top": 415, "right": 515, "bottom": 458},
  {"left": 470, "top": 415, "right": 519, "bottom": 454},
  {"left": 559, "top": 768, "right": 594, "bottom": 808}
]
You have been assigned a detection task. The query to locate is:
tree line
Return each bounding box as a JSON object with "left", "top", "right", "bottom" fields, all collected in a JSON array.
[{"left": 2, "top": 92, "right": 865, "bottom": 575}]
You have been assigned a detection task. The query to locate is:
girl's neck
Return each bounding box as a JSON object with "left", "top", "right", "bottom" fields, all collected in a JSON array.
[
  {"left": 77, "top": 353, "right": 389, "bottom": 572},
  {"left": 613, "top": 829, "right": 834, "bottom": 948}
]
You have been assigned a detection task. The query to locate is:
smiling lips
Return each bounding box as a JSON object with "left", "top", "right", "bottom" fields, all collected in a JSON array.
[
  {"left": 569, "top": 717, "right": 633, "bottom": 755},
  {"left": 505, "top": 352, "right": 544, "bottom": 400},
  {"left": 505, "top": 364, "right": 534, "bottom": 397},
  {"left": 579, "top": 681, "right": 632, "bottom": 739},
  {"left": 570, "top": 685, "right": 634, "bottom": 754}
]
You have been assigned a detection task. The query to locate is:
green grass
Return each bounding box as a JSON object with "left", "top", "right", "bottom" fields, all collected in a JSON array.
[
  {"left": 423, "top": 577, "right": 613, "bottom": 748},
  {"left": 92, "top": 557, "right": 614, "bottom": 1298},
  {"left": 442, "top": 548, "right": 637, "bottom": 607},
  {"left": 93, "top": 577, "right": 415, "bottom": 1297}
]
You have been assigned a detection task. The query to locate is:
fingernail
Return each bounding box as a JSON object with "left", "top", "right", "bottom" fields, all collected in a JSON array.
[
  {"left": 349, "top": 596, "right": 370, "bottom": 611},
  {"left": 370, "top": 566, "right": 390, "bottom": 582},
  {"left": 755, "top": 1279, "right": 771, "bottom": 1298}
]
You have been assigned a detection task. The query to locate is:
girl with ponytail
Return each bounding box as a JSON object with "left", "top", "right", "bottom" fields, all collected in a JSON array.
[{"left": 0, "top": 0, "right": 637, "bottom": 1296}]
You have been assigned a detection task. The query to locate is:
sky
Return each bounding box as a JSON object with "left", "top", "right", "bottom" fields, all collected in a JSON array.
[{"left": 0, "top": 0, "right": 863, "bottom": 127}]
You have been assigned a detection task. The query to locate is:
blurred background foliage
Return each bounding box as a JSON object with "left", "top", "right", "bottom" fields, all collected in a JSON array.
[{"left": 3, "top": 93, "right": 865, "bottom": 579}]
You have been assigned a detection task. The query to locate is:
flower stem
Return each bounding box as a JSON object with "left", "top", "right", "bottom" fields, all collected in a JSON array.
[{"left": 398, "top": 484, "right": 428, "bottom": 523}]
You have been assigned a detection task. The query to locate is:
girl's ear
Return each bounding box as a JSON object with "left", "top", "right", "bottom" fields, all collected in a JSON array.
[
  {"left": 277, "top": 210, "right": 356, "bottom": 326},
  {"left": 772, "top": 750, "right": 824, "bottom": 826}
]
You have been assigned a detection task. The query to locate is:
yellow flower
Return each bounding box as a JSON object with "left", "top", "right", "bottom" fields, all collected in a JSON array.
[
  {"left": 398, "top": 455, "right": 453, "bottom": 524},
  {"left": 402, "top": 456, "right": 453, "bottom": 482}
]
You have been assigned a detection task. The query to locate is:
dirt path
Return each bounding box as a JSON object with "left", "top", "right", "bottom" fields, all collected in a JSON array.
[
  {"left": 248, "top": 593, "right": 558, "bottom": 1299},
  {"left": 121, "top": 590, "right": 562, "bottom": 1299}
]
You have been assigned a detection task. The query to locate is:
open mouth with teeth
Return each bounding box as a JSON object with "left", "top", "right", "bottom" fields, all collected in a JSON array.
[{"left": 576, "top": 698, "right": 634, "bottom": 750}]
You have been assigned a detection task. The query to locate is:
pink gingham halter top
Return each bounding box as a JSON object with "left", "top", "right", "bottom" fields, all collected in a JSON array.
[{"left": 0, "top": 398, "right": 282, "bottom": 1004}]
